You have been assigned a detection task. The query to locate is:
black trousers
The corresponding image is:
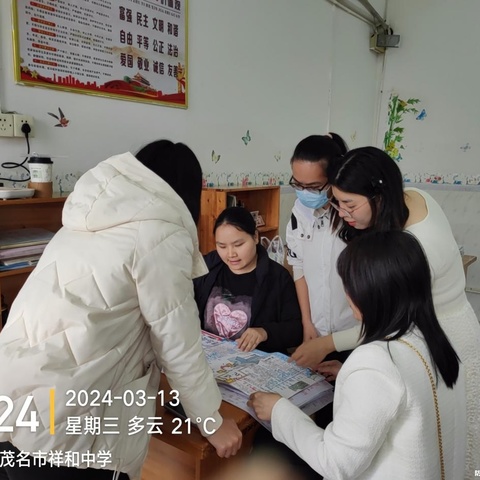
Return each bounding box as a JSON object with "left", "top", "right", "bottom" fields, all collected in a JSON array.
[{"left": 0, "top": 442, "right": 129, "bottom": 480}]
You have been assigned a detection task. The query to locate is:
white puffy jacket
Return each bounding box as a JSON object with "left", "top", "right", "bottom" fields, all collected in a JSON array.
[{"left": 0, "top": 152, "right": 222, "bottom": 479}]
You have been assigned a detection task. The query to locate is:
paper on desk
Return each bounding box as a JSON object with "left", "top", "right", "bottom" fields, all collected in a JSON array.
[
  {"left": 218, "top": 383, "right": 334, "bottom": 432},
  {"left": 202, "top": 331, "right": 328, "bottom": 399},
  {"left": 201, "top": 331, "right": 334, "bottom": 430}
]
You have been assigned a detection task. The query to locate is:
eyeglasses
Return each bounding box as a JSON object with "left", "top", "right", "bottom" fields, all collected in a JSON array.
[
  {"left": 289, "top": 176, "right": 329, "bottom": 194},
  {"left": 329, "top": 198, "right": 372, "bottom": 218}
]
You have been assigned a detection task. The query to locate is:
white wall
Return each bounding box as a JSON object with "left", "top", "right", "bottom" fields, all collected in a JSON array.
[
  {"left": 2, "top": 1, "right": 478, "bottom": 310},
  {"left": 0, "top": 0, "right": 382, "bottom": 192},
  {"left": 329, "top": 0, "right": 386, "bottom": 148},
  {"left": 378, "top": 0, "right": 480, "bottom": 185},
  {"left": 376, "top": 0, "right": 480, "bottom": 316}
]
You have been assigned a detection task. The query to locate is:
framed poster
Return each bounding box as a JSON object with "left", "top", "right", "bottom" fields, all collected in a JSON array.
[{"left": 12, "top": 0, "right": 188, "bottom": 108}]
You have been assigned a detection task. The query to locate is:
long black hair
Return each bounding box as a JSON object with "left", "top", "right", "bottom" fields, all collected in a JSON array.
[
  {"left": 328, "top": 147, "right": 409, "bottom": 242},
  {"left": 136, "top": 139, "right": 203, "bottom": 224},
  {"left": 337, "top": 230, "right": 459, "bottom": 388}
]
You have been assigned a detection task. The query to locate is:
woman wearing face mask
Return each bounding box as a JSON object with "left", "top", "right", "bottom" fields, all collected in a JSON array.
[
  {"left": 286, "top": 134, "right": 359, "bottom": 367},
  {"left": 194, "top": 206, "right": 302, "bottom": 354}
]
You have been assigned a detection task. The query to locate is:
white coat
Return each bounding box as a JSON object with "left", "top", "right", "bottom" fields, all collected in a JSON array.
[
  {"left": 272, "top": 330, "right": 466, "bottom": 479},
  {"left": 0, "top": 152, "right": 222, "bottom": 479}
]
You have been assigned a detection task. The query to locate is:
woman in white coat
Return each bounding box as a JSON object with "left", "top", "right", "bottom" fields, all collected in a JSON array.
[
  {"left": 0, "top": 140, "right": 242, "bottom": 480},
  {"left": 249, "top": 231, "right": 465, "bottom": 480}
]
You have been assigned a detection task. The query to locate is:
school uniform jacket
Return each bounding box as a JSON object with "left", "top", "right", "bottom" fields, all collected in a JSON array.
[
  {"left": 194, "top": 245, "right": 303, "bottom": 353},
  {"left": 286, "top": 199, "right": 359, "bottom": 349},
  {"left": 0, "top": 152, "right": 222, "bottom": 479}
]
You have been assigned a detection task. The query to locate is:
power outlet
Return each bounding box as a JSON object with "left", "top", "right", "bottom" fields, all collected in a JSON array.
[
  {"left": 13, "top": 114, "right": 34, "bottom": 137},
  {"left": 0, "top": 114, "right": 14, "bottom": 137}
]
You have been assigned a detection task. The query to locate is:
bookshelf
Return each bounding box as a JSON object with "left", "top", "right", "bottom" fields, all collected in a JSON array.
[
  {"left": 0, "top": 195, "right": 67, "bottom": 327},
  {"left": 199, "top": 186, "right": 280, "bottom": 254}
]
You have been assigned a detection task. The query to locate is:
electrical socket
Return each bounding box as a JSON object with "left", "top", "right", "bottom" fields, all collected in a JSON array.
[
  {"left": 13, "top": 114, "right": 34, "bottom": 137},
  {"left": 0, "top": 114, "right": 14, "bottom": 137}
]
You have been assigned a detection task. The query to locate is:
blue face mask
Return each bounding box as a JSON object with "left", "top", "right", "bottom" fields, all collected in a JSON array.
[{"left": 296, "top": 189, "right": 329, "bottom": 210}]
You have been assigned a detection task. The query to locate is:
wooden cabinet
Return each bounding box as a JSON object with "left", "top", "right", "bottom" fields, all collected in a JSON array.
[
  {"left": 198, "top": 186, "right": 280, "bottom": 254},
  {"left": 0, "top": 196, "right": 67, "bottom": 324}
]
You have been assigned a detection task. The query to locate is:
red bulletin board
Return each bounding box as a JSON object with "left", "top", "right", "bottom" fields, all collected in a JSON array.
[{"left": 12, "top": 0, "right": 188, "bottom": 108}]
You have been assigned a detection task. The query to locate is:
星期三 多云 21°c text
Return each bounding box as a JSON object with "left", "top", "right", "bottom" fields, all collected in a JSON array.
[{"left": 0, "top": 391, "right": 218, "bottom": 436}]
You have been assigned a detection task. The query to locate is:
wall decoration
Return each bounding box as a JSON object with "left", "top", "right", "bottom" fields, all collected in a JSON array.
[
  {"left": 2, "top": 172, "right": 30, "bottom": 188},
  {"left": 211, "top": 150, "right": 221, "bottom": 164},
  {"left": 383, "top": 94, "right": 420, "bottom": 161},
  {"left": 241, "top": 130, "right": 251, "bottom": 146},
  {"left": 12, "top": 0, "right": 188, "bottom": 108},
  {"left": 415, "top": 109, "right": 427, "bottom": 121},
  {"left": 274, "top": 152, "right": 281, "bottom": 162},
  {"left": 226, "top": 173, "right": 236, "bottom": 186},
  {"left": 240, "top": 174, "right": 250, "bottom": 187},
  {"left": 460, "top": 143, "right": 471, "bottom": 152},
  {"left": 402, "top": 172, "right": 480, "bottom": 186},
  {"left": 202, "top": 171, "right": 291, "bottom": 188},
  {"left": 48, "top": 108, "right": 69, "bottom": 127},
  {"left": 55, "top": 172, "right": 81, "bottom": 195},
  {"left": 51, "top": 164, "right": 478, "bottom": 192}
]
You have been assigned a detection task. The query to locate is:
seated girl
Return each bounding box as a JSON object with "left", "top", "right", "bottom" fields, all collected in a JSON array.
[
  {"left": 249, "top": 230, "right": 465, "bottom": 479},
  {"left": 194, "top": 206, "right": 303, "bottom": 354}
]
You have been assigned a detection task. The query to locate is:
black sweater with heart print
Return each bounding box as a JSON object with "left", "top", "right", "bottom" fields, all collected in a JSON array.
[{"left": 193, "top": 245, "right": 302, "bottom": 354}]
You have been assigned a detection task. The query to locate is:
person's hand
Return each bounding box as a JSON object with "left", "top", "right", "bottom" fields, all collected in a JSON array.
[
  {"left": 290, "top": 335, "right": 335, "bottom": 369},
  {"left": 206, "top": 417, "right": 243, "bottom": 458},
  {"left": 247, "top": 392, "right": 282, "bottom": 421},
  {"left": 316, "top": 359, "right": 343, "bottom": 382},
  {"left": 303, "top": 321, "right": 318, "bottom": 342},
  {"left": 236, "top": 328, "right": 267, "bottom": 352}
]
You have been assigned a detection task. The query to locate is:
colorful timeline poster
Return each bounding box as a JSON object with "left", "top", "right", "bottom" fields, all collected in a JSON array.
[{"left": 13, "top": 0, "right": 188, "bottom": 107}]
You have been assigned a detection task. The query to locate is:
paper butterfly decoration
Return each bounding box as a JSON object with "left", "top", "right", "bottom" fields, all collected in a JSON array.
[
  {"left": 242, "top": 130, "right": 251, "bottom": 145},
  {"left": 274, "top": 152, "right": 281, "bottom": 162},
  {"left": 460, "top": 143, "right": 471, "bottom": 152},
  {"left": 416, "top": 109, "right": 427, "bottom": 121},
  {"left": 211, "top": 150, "right": 221, "bottom": 164},
  {"left": 48, "top": 107, "right": 69, "bottom": 127}
]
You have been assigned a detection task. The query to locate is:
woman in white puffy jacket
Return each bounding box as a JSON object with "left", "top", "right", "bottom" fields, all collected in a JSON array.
[{"left": 0, "top": 140, "right": 242, "bottom": 480}]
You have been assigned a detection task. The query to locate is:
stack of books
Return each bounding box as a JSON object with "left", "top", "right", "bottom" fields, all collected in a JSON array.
[{"left": 0, "top": 228, "right": 55, "bottom": 272}]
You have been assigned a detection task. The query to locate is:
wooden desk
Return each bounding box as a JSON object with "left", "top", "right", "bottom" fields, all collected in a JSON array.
[{"left": 143, "top": 375, "right": 259, "bottom": 480}]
